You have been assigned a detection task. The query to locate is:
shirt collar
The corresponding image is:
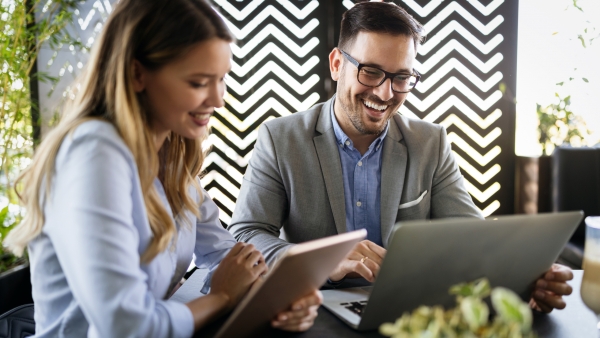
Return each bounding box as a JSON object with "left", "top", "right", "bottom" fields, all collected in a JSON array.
[{"left": 330, "top": 98, "right": 389, "bottom": 152}]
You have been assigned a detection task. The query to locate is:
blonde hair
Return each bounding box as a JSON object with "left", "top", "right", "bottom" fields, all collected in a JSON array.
[{"left": 5, "top": 0, "right": 232, "bottom": 262}]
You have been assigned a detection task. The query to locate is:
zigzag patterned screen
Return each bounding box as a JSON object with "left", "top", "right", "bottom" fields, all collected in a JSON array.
[
  {"left": 394, "top": 0, "right": 517, "bottom": 216},
  {"left": 36, "top": 0, "right": 517, "bottom": 227},
  {"left": 209, "top": 0, "right": 518, "bottom": 223},
  {"left": 203, "top": 0, "right": 330, "bottom": 225}
]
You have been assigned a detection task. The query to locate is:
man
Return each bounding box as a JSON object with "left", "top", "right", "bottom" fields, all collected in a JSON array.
[{"left": 229, "top": 2, "right": 572, "bottom": 313}]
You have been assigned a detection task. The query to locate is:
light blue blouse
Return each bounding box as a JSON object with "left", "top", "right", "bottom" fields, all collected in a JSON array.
[{"left": 28, "top": 120, "right": 236, "bottom": 337}]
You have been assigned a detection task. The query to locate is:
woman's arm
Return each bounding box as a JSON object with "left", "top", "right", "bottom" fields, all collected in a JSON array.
[
  {"left": 193, "top": 186, "right": 237, "bottom": 293},
  {"left": 46, "top": 124, "right": 194, "bottom": 337}
]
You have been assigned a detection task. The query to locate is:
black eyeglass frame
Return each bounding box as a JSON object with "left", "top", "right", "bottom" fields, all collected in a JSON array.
[{"left": 339, "top": 49, "right": 421, "bottom": 93}]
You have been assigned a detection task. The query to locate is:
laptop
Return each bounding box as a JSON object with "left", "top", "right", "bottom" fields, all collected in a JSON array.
[
  {"left": 321, "top": 211, "right": 583, "bottom": 331},
  {"left": 213, "top": 229, "right": 366, "bottom": 338}
]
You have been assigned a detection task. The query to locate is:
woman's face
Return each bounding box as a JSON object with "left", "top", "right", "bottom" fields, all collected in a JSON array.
[{"left": 136, "top": 38, "right": 231, "bottom": 144}]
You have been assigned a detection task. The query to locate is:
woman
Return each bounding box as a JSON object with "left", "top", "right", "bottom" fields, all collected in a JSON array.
[{"left": 4, "top": 0, "right": 320, "bottom": 336}]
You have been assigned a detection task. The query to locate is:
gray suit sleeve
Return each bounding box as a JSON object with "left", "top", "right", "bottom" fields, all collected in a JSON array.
[
  {"left": 430, "top": 126, "right": 484, "bottom": 219},
  {"left": 228, "top": 124, "right": 294, "bottom": 263}
]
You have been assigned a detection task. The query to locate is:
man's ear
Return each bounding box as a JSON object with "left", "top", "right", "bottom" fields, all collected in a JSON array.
[
  {"left": 132, "top": 60, "right": 147, "bottom": 93},
  {"left": 329, "top": 48, "right": 342, "bottom": 81}
]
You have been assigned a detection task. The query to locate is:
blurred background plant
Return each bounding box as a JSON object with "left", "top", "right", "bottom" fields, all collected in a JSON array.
[
  {"left": 0, "top": 0, "right": 79, "bottom": 273},
  {"left": 379, "top": 278, "right": 536, "bottom": 338},
  {"left": 535, "top": 0, "right": 599, "bottom": 156},
  {"left": 537, "top": 93, "right": 594, "bottom": 156}
]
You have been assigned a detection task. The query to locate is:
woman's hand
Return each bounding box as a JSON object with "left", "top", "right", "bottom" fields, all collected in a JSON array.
[
  {"left": 271, "top": 289, "right": 322, "bottom": 332},
  {"left": 209, "top": 242, "right": 268, "bottom": 310}
]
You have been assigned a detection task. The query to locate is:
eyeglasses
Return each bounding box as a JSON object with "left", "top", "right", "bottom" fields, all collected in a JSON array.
[{"left": 339, "top": 49, "right": 420, "bottom": 93}]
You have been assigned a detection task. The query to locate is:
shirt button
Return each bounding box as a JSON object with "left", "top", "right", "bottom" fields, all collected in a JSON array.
[
  {"left": 345, "top": 141, "right": 350, "bottom": 146},
  {"left": 358, "top": 161, "right": 363, "bottom": 167},
  {"left": 356, "top": 201, "right": 362, "bottom": 207}
]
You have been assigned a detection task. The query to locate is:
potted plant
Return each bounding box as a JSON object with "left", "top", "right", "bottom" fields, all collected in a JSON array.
[
  {"left": 514, "top": 93, "right": 594, "bottom": 215},
  {"left": 379, "top": 278, "right": 537, "bottom": 338},
  {"left": 0, "top": 0, "right": 79, "bottom": 314}
]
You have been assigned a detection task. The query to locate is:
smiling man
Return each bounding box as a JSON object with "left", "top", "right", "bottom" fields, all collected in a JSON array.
[{"left": 229, "top": 1, "right": 573, "bottom": 313}]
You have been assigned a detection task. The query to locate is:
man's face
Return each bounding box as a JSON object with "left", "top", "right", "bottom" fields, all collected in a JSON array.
[{"left": 330, "top": 31, "right": 416, "bottom": 136}]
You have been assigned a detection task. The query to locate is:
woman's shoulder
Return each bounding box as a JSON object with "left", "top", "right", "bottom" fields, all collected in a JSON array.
[
  {"left": 56, "top": 119, "right": 134, "bottom": 167},
  {"left": 70, "top": 119, "right": 122, "bottom": 141}
]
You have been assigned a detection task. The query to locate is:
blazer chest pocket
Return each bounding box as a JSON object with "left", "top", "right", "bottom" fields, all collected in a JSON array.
[{"left": 395, "top": 190, "right": 430, "bottom": 222}]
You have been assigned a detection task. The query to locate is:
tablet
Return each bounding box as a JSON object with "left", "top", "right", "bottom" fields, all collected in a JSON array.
[{"left": 214, "top": 229, "right": 367, "bottom": 338}]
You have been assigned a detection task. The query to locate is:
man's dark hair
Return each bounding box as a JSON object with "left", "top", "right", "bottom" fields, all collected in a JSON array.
[{"left": 338, "top": 2, "right": 425, "bottom": 51}]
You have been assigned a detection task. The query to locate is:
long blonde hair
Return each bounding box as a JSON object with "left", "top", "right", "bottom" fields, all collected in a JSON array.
[{"left": 5, "top": 0, "right": 232, "bottom": 262}]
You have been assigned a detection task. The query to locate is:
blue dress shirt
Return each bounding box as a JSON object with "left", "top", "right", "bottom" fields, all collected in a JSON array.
[
  {"left": 330, "top": 102, "right": 388, "bottom": 245},
  {"left": 28, "top": 120, "right": 236, "bottom": 338}
]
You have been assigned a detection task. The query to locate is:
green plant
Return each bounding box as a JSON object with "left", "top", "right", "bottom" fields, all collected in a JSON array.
[
  {"left": 536, "top": 0, "right": 598, "bottom": 156},
  {"left": 537, "top": 93, "right": 593, "bottom": 156},
  {"left": 379, "top": 278, "right": 536, "bottom": 338},
  {"left": 0, "top": 205, "right": 27, "bottom": 274},
  {"left": 0, "top": 0, "right": 79, "bottom": 273}
]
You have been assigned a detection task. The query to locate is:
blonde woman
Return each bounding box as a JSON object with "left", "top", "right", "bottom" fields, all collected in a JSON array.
[{"left": 3, "top": 0, "right": 321, "bottom": 336}]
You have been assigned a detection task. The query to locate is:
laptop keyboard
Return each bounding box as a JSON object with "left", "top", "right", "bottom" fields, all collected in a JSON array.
[{"left": 340, "top": 301, "right": 368, "bottom": 316}]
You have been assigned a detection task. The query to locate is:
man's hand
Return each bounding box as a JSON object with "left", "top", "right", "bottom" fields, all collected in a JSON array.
[
  {"left": 271, "top": 290, "right": 322, "bottom": 331},
  {"left": 329, "top": 240, "right": 387, "bottom": 283},
  {"left": 530, "top": 264, "right": 574, "bottom": 313}
]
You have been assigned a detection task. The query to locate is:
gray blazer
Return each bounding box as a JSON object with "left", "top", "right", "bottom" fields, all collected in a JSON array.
[{"left": 229, "top": 97, "right": 483, "bottom": 262}]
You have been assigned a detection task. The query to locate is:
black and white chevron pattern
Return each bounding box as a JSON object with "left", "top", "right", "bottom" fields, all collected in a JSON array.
[
  {"left": 203, "top": 0, "right": 327, "bottom": 225},
  {"left": 396, "top": 0, "right": 517, "bottom": 216}
]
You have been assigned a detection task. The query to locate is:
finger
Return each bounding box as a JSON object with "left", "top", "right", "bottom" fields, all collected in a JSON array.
[
  {"left": 352, "top": 260, "right": 375, "bottom": 282},
  {"left": 235, "top": 243, "right": 257, "bottom": 261},
  {"left": 273, "top": 309, "right": 313, "bottom": 326},
  {"left": 276, "top": 313, "right": 318, "bottom": 329},
  {"left": 545, "top": 264, "right": 574, "bottom": 282},
  {"left": 245, "top": 250, "right": 264, "bottom": 268},
  {"left": 290, "top": 290, "right": 323, "bottom": 311},
  {"left": 536, "top": 279, "right": 573, "bottom": 296},
  {"left": 253, "top": 260, "right": 268, "bottom": 276},
  {"left": 355, "top": 242, "right": 384, "bottom": 265},
  {"left": 274, "top": 320, "right": 314, "bottom": 332},
  {"left": 363, "top": 257, "right": 381, "bottom": 278},
  {"left": 277, "top": 308, "right": 312, "bottom": 321},
  {"left": 227, "top": 242, "right": 246, "bottom": 256},
  {"left": 350, "top": 246, "right": 383, "bottom": 266},
  {"left": 533, "top": 289, "right": 566, "bottom": 311},
  {"left": 272, "top": 307, "right": 318, "bottom": 331},
  {"left": 530, "top": 297, "right": 553, "bottom": 313},
  {"left": 364, "top": 241, "right": 387, "bottom": 260}
]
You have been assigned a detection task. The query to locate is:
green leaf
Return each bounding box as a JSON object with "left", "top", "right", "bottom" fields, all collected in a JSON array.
[
  {"left": 556, "top": 82, "right": 564, "bottom": 86},
  {"left": 578, "top": 35, "right": 587, "bottom": 48},
  {"left": 460, "top": 296, "right": 489, "bottom": 331},
  {"left": 0, "top": 206, "right": 9, "bottom": 228},
  {"left": 582, "top": 78, "right": 589, "bottom": 83},
  {"left": 491, "top": 287, "right": 533, "bottom": 330}
]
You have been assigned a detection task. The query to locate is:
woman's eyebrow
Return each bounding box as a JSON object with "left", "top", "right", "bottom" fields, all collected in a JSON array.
[{"left": 188, "top": 72, "right": 216, "bottom": 78}]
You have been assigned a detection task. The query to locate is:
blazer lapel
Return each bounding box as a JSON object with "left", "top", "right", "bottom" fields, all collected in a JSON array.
[
  {"left": 314, "top": 96, "right": 347, "bottom": 235},
  {"left": 380, "top": 116, "right": 407, "bottom": 247}
]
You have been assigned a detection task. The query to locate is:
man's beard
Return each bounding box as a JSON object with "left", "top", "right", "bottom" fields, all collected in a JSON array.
[{"left": 337, "top": 77, "right": 398, "bottom": 136}]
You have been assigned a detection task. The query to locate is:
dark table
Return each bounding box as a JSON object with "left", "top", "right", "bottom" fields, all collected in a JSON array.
[{"left": 172, "top": 270, "right": 598, "bottom": 337}]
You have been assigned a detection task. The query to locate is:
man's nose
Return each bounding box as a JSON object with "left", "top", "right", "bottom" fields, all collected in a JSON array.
[{"left": 372, "top": 78, "right": 394, "bottom": 102}]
